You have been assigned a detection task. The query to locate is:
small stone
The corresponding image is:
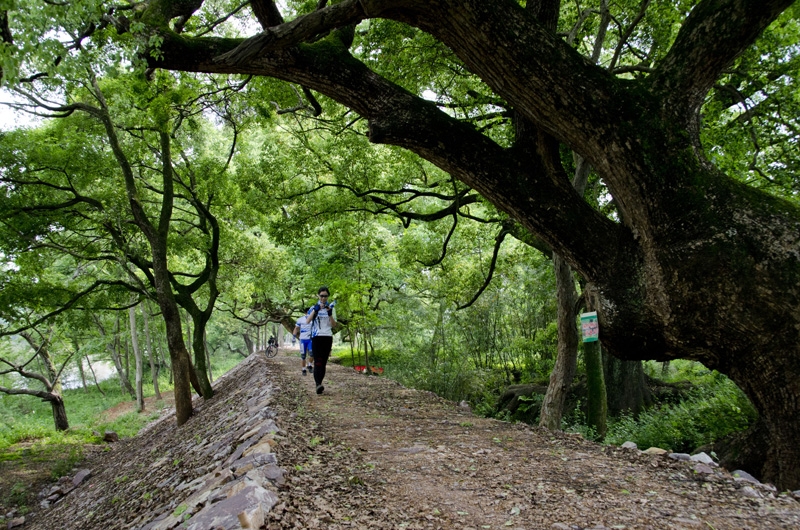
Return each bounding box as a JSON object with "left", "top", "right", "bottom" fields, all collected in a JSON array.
[
  {"left": 643, "top": 447, "right": 668, "bottom": 455},
  {"left": 754, "top": 481, "right": 777, "bottom": 492},
  {"left": 621, "top": 441, "right": 638, "bottom": 450},
  {"left": 692, "top": 463, "right": 715, "bottom": 475},
  {"left": 740, "top": 486, "right": 761, "bottom": 498},
  {"left": 689, "top": 452, "right": 716, "bottom": 466},
  {"left": 732, "top": 470, "right": 759, "bottom": 484},
  {"left": 72, "top": 469, "right": 92, "bottom": 486},
  {"left": 671, "top": 517, "right": 701, "bottom": 526},
  {"left": 668, "top": 453, "right": 691, "bottom": 461},
  {"left": 8, "top": 516, "right": 25, "bottom": 529},
  {"left": 104, "top": 430, "right": 119, "bottom": 442}
]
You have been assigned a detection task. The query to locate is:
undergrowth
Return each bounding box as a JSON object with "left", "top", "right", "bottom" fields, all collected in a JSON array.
[{"left": 603, "top": 371, "right": 757, "bottom": 452}]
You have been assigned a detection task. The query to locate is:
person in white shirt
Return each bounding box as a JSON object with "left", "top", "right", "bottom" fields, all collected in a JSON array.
[
  {"left": 306, "top": 286, "right": 339, "bottom": 394},
  {"left": 292, "top": 311, "right": 314, "bottom": 376}
]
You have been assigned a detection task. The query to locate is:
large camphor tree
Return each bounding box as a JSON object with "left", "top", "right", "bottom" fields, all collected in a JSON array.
[{"left": 3, "top": 0, "right": 798, "bottom": 488}]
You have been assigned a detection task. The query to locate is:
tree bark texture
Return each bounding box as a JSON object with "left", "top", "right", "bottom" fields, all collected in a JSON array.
[
  {"left": 142, "top": 303, "right": 162, "bottom": 400},
  {"left": 539, "top": 253, "right": 579, "bottom": 430},
  {"left": 138, "top": 0, "right": 800, "bottom": 488},
  {"left": 602, "top": 355, "right": 651, "bottom": 417},
  {"left": 130, "top": 306, "right": 145, "bottom": 413},
  {"left": 50, "top": 394, "right": 69, "bottom": 431},
  {"left": 584, "top": 340, "right": 608, "bottom": 440}
]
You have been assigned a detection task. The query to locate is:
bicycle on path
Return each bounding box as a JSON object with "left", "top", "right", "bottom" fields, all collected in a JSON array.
[{"left": 263, "top": 335, "right": 279, "bottom": 358}]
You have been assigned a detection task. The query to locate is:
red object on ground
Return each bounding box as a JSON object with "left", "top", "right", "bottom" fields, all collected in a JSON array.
[{"left": 354, "top": 365, "right": 384, "bottom": 374}]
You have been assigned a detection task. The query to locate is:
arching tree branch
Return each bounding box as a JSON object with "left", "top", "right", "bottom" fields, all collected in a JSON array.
[{"left": 457, "top": 227, "right": 509, "bottom": 310}]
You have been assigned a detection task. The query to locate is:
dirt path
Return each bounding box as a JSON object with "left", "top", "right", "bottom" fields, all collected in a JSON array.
[{"left": 268, "top": 351, "right": 800, "bottom": 529}]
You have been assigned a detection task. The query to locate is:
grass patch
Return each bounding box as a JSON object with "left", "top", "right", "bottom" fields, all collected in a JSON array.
[
  {"left": 0, "top": 352, "right": 245, "bottom": 517},
  {"left": 0, "top": 441, "right": 85, "bottom": 515}
]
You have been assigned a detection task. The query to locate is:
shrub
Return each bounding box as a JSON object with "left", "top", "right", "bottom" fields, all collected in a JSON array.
[{"left": 604, "top": 374, "right": 756, "bottom": 452}]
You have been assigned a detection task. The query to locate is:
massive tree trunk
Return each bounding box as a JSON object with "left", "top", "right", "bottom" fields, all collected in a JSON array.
[
  {"left": 136, "top": 0, "right": 800, "bottom": 488},
  {"left": 603, "top": 355, "right": 651, "bottom": 417}
]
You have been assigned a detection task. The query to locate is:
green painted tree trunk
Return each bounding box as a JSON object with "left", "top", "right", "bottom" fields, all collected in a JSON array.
[{"left": 584, "top": 340, "right": 607, "bottom": 440}]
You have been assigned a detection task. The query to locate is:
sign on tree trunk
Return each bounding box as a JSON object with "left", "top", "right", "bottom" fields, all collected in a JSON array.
[{"left": 581, "top": 312, "right": 599, "bottom": 343}]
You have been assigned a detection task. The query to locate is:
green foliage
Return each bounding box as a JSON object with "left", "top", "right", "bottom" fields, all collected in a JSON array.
[
  {"left": 385, "top": 344, "right": 486, "bottom": 404},
  {"left": 48, "top": 444, "right": 84, "bottom": 479},
  {"left": 700, "top": 10, "right": 800, "bottom": 199},
  {"left": 510, "top": 393, "right": 544, "bottom": 424},
  {"left": 604, "top": 374, "right": 757, "bottom": 452},
  {"left": 4, "top": 482, "right": 28, "bottom": 508},
  {"left": 0, "top": 347, "right": 240, "bottom": 451},
  {"left": 644, "top": 359, "right": 715, "bottom": 384}
]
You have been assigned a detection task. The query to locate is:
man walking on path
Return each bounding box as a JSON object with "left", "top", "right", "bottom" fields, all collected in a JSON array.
[
  {"left": 306, "top": 286, "right": 339, "bottom": 394},
  {"left": 293, "top": 311, "right": 314, "bottom": 376}
]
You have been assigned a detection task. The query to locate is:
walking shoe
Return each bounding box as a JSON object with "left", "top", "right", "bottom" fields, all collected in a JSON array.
[
  {"left": 316, "top": 385, "right": 324, "bottom": 395},
  {"left": 308, "top": 365, "right": 314, "bottom": 374},
  {"left": 302, "top": 369, "right": 307, "bottom": 376}
]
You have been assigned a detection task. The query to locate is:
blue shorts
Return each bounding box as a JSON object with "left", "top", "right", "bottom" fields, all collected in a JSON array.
[{"left": 300, "top": 339, "right": 312, "bottom": 359}]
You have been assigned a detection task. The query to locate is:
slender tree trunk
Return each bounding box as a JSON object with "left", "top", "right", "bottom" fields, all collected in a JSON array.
[
  {"left": 204, "top": 329, "right": 213, "bottom": 384},
  {"left": 242, "top": 333, "right": 255, "bottom": 355},
  {"left": 189, "top": 314, "right": 213, "bottom": 398},
  {"left": 74, "top": 342, "right": 87, "bottom": 391},
  {"left": 184, "top": 311, "right": 193, "bottom": 357},
  {"left": 49, "top": 394, "right": 69, "bottom": 431},
  {"left": 31, "top": 335, "right": 61, "bottom": 396},
  {"left": 539, "top": 154, "right": 590, "bottom": 430},
  {"left": 349, "top": 330, "right": 356, "bottom": 367},
  {"left": 363, "top": 328, "right": 370, "bottom": 375},
  {"left": 124, "top": 333, "right": 130, "bottom": 385},
  {"left": 141, "top": 302, "right": 162, "bottom": 400},
  {"left": 539, "top": 253, "right": 580, "bottom": 430},
  {"left": 98, "top": 103, "right": 193, "bottom": 424},
  {"left": 161, "top": 306, "right": 193, "bottom": 423},
  {"left": 129, "top": 305, "right": 145, "bottom": 412},
  {"left": 96, "top": 316, "right": 136, "bottom": 399},
  {"left": 20, "top": 332, "right": 70, "bottom": 431},
  {"left": 85, "top": 354, "right": 106, "bottom": 396}
]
